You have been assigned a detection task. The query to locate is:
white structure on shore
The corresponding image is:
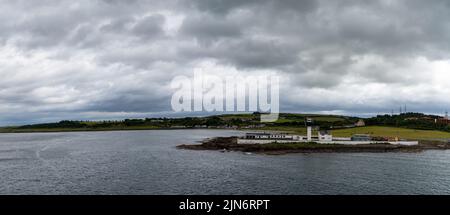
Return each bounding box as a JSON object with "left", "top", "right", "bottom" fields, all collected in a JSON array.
[
  {"left": 237, "top": 131, "right": 418, "bottom": 146},
  {"left": 307, "top": 126, "right": 312, "bottom": 141},
  {"left": 318, "top": 130, "right": 332, "bottom": 141},
  {"left": 306, "top": 117, "right": 313, "bottom": 141}
]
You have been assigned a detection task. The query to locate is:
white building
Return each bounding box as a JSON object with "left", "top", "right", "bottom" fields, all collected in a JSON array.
[{"left": 318, "top": 130, "right": 333, "bottom": 141}]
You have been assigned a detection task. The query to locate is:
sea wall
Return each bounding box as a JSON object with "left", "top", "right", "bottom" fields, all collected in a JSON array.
[
  {"left": 237, "top": 139, "right": 303, "bottom": 144},
  {"left": 237, "top": 139, "right": 419, "bottom": 146}
]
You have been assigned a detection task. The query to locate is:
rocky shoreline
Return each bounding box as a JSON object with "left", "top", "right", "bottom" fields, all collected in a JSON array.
[{"left": 177, "top": 137, "right": 450, "bottom": 155}]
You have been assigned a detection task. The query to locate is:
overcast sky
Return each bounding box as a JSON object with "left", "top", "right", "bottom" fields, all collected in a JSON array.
[{"left": 1, "top": 0, "right": 450, "bottom": 125}]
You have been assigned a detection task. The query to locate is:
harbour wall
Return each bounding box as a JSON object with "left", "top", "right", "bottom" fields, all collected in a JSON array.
[{"left": 237, "top": 139, "right": 419, "bottom": 146}]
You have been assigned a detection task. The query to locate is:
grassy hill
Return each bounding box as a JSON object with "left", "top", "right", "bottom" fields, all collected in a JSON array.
[{"left": 217, "top": 113, "right": 357, "bottom": 126}]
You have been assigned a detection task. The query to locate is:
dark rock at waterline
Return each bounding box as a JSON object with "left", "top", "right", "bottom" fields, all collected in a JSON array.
[{"left": 177, "top": 137, "right": 450, "bottom": 155}]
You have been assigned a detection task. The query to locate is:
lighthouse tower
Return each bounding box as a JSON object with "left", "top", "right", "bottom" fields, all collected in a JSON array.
[{"left": 305, "top": 118, "right": 313, "bottom": 141}]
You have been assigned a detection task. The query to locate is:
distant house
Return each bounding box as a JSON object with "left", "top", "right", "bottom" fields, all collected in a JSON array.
[{"left": 355, "top": 119, "right": 366, "bottom": 127}]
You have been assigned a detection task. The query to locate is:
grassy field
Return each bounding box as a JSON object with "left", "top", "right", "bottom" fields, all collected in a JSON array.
[
  {"left": 332, "top": 126, "right": 450, "bottom": 140},
  {"left": 311, "top": 116, "right": 346, "bottom": 122},
  {"left": 251, "top": 126, "right": 307, "bottom": 134},
  {"left": 273, "top": 114, "right": 348, "bottom": 123}
]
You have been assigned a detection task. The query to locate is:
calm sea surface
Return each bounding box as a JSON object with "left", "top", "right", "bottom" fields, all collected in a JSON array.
[{"left": 1, "top": 129, "right": 450, "bottom": 195}]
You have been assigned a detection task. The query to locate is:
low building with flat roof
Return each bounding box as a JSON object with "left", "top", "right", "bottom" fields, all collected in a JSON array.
[{"left": 351, "top": 134, "right": 371, "bottom": 141}]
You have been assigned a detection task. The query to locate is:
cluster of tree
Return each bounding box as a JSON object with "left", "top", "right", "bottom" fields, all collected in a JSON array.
[
  {"left": 365, "top": 112, "right": 450, "bottom": 131},
  {"left": 19, "top": 120, "right": 88, "bottom": 129}
]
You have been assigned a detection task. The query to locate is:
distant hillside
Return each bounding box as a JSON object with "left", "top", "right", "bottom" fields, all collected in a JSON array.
[
  {"left": 0, "top": 112, "right": 359, "bottom": 133},
  {"left": 1, "top": 112, "right": 449, "bottom": 134},
  {"left": 217, "top": 113, "right": 359, "bottom": 127}
]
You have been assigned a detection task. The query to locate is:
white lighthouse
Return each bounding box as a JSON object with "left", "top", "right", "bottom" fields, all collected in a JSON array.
[
  {"left": 307, "top": 126, "right": 312, "bottom": 141},
  {"left": 305, "top": 118, "right": 313, "bottom": 141}
]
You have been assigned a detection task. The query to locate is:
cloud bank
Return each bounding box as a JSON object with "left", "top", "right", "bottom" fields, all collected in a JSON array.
[{"left": 1, "top": 0, "right": 450, "bottom": 124}]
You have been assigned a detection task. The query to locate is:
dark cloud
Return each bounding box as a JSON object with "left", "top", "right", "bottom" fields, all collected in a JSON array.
[
  {"left": 178, "top": 39, "right": 298, "bottom": 69},
  {"left": 131, "top": 14, "right": 166, "bottom": 39},
  {"left": 180, "top": 14, "right": 242, "bottom": 42},
  {"left": 189, "top": 0, "right": 259, "bottom": 15},
  {"left": 190, "top": 0, "right": 318, "bottom": 15}
]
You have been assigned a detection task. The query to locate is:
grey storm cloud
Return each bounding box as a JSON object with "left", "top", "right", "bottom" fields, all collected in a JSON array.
[{"left": 1, "top": 0, "right": 450, "bottom": 125}]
